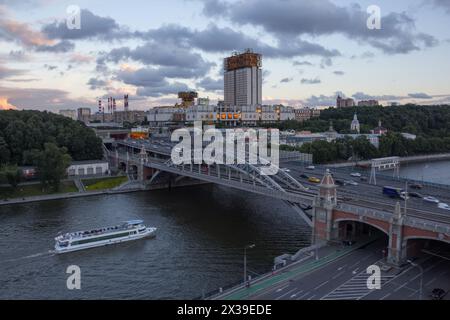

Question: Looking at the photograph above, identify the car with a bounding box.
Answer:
[335,179,344,186]
[438,203,450,210]
[360,176,368,182]
[300,174,309,179]
[410,184,424,190]
[409,192,423,198]
[306,166,316,170]
[281,168,291,173]
[431,288,447,300]
[344,180,359,186]
[350,172,362,178]
[424,196,440,203]
[308,177,321,183]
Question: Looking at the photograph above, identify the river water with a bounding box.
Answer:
[0,160,448,299]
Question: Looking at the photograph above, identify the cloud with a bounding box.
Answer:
[200,0,438,54]
[114,67,195,97]
[138,23,340,59]
[42,9,125,41]
[431,0,450,13]
[293,60,313,66]
[280,77,293,83]
[197,77,223,92]
[0,86,89,111]
[0,65,25,79]
[136,81,190,98]
[0,97,18,110]
[43,64,58,71]
[35,40,75,53]
[303,94,337,107]
[301,77,321,84]
[408,93,433,99]
[333,71,345,76]
[87,78,108,90]
[352,92,403,101]
[0,8,73,52]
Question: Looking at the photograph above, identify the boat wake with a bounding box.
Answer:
[1,250,55,264]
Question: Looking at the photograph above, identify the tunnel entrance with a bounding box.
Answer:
[337,220,389,253]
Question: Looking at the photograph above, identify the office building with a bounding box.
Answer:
[224,50,262,106]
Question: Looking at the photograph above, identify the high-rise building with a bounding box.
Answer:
[337,95,355,108]
[59,109,77,120]
[224,50,262,106]
[77,108,91,123]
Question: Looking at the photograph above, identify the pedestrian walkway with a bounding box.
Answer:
[321,270,395,300]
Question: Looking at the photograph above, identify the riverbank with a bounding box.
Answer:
[0,179,208,207]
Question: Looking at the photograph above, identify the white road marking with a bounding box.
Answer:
[332,271,347,279]
[275,288,298,300]
[275,285,290,293]
[314,280,330,291]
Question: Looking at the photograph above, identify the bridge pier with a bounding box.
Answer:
[312,170,338,245]
[387,202,407,265]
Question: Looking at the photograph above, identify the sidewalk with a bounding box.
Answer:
[214,238,378,300]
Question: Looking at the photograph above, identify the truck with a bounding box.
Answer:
[383,186,408,200]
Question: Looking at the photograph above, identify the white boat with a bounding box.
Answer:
[55,220,156,254]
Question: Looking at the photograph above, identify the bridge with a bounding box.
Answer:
[107,138,450,266]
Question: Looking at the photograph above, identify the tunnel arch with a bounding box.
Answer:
[334,218,390,237]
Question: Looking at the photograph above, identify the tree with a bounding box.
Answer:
[0,165,21,189]
[35,143,72,191]
[0,136,10,165]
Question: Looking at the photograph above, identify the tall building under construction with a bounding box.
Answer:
[224,49,262,106]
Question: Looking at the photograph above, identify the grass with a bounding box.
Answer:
[0,181,78,199]
[82,176,128,191]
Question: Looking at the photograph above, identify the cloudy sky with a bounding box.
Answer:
[1,0,450,111]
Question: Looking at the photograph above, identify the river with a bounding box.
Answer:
[0,160,448,299]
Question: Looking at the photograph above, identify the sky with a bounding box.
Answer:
[0,0,450,111]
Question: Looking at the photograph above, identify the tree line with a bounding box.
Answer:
[0,110,103,191]
[273,104,450,164]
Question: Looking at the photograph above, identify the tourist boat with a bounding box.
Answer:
[54,220,156,254]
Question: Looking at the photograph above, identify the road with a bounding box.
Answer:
[283,162,450,218]
[232,238,450,300]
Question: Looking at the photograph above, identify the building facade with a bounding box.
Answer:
[224,50,262,106]
[67,160,109,177]
[59,109,77,120]
[358,100,379,107]
[77,108,91,123]
[337,96,355,108]
[294,107,321,122]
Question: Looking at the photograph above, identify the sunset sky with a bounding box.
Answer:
[1,0,450,111]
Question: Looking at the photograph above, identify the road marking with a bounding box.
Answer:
[380,293,391,300]
[275,285,290,293]
[314,280,329,291]
[297,292,311,300]
[338,265,347,271]
[322,265,395,301]
[332,271,346,279]
[290,290,303,299]
[352,268,359,275]
[307,294,316,300]
[425,277,436,287]
[275,288,298,300]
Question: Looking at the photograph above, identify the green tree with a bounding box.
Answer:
[35,143,72,191]
[0,165,21,189]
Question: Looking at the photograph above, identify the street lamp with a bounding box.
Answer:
[407,260,424,300]
[244,244,256,285]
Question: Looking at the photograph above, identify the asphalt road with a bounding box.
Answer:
[244,238,450,300]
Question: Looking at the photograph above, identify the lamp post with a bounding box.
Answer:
[244,244,256,285]
[407,260,424,300]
